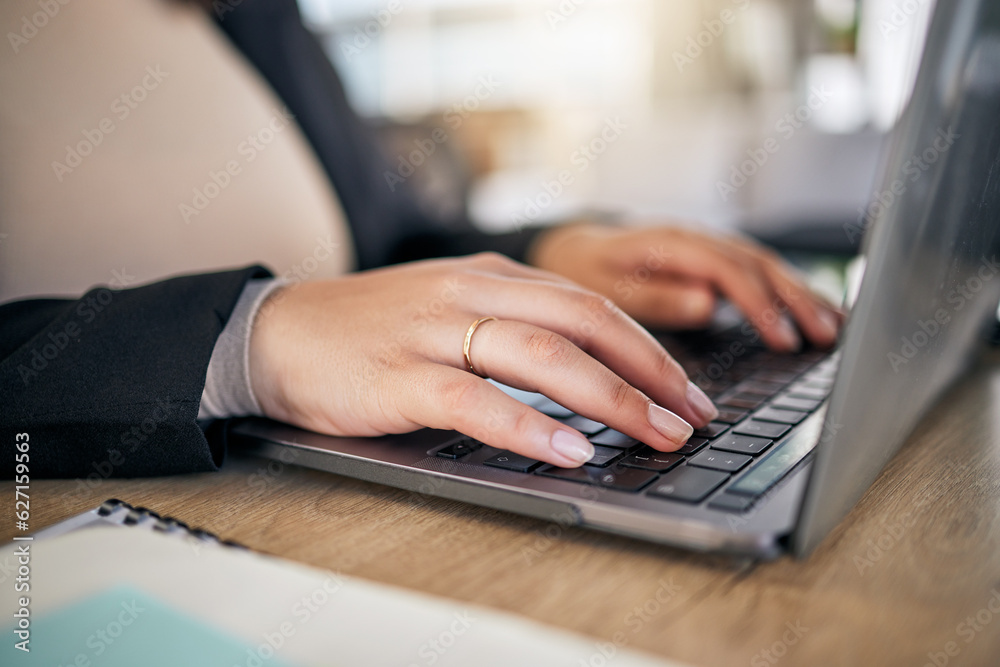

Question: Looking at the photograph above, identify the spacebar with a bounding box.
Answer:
[726,412,823,497]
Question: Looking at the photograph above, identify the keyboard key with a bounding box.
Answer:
[562,415,606,435]
[770,395,822,412]
[749,369,799,385]
[707,492,755,513]
[732,420,791,439]
[711,434,773,456]
[753,407,808,425]
[720,393,768,410]
[434,439,482,459]
[799,378,834,391]
[536,465,657,492]
[534,399,574,418]
[769,357,820,373]
[692,422,729,439]
[586,445,625,468]
[727,434,815,497]
[786,383,828,400]
[731,380,784,397]
[589,429,636,449]
[620,450,683,472]
[675,437,709,455]
[806,365,838,381]
[714,408,749,424]
[484,452,543,473]
[647,467,729,503]
[688,450,752,473]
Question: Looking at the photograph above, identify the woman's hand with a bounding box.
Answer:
[248,253,718,468]
[528,223,842,351]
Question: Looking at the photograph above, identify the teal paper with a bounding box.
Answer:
[1,585,296,667]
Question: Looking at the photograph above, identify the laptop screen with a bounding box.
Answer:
[794,0,1000,555]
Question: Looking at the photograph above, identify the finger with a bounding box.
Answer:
[646,244,802,351]
[465,318,696,452]
[711,235,843,346]
[404,364,597,467]
[432,277,718,426]
[754,258,842,347]
[616,278,717,329]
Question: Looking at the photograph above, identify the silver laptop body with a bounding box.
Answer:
[231,0,1000,559]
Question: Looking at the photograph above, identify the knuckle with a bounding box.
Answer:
[437,376,482,414]
[679,294,715,328]
[470,251,510,269]
[607,378,635,413]
[654,350,685,382]
[579,291,621,323]
[523,329,572,365]
[509,406,539,441]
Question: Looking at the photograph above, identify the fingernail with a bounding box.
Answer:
[647,403,693,444]
[686,381,719,423]
[550,429,594,465]
[816,309,840,340]
[774,318,801,351]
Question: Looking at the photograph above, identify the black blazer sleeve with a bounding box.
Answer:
[0,266,270,478]
[211,0,548,270]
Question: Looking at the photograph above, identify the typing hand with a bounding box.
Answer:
[528,223,843,351]
[248,253,718,468]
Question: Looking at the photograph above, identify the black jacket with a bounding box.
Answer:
[0,0,545,478]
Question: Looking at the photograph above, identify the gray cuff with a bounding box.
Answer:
[198,278,287,420]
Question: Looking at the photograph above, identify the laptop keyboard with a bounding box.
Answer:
[432,332,837,514]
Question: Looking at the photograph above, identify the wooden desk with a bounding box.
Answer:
[6,353,1000,666]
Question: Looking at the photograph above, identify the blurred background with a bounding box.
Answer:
[297,0,936,255]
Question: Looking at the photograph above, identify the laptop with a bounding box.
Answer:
[230,0,1000,559]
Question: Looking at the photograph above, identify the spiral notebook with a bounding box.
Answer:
[0,500,681,667]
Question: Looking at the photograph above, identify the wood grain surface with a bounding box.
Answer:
[5,353,1000,666]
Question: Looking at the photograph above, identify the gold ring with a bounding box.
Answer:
[463,316,497,378]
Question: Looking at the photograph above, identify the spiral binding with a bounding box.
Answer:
[96,498,246,549]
